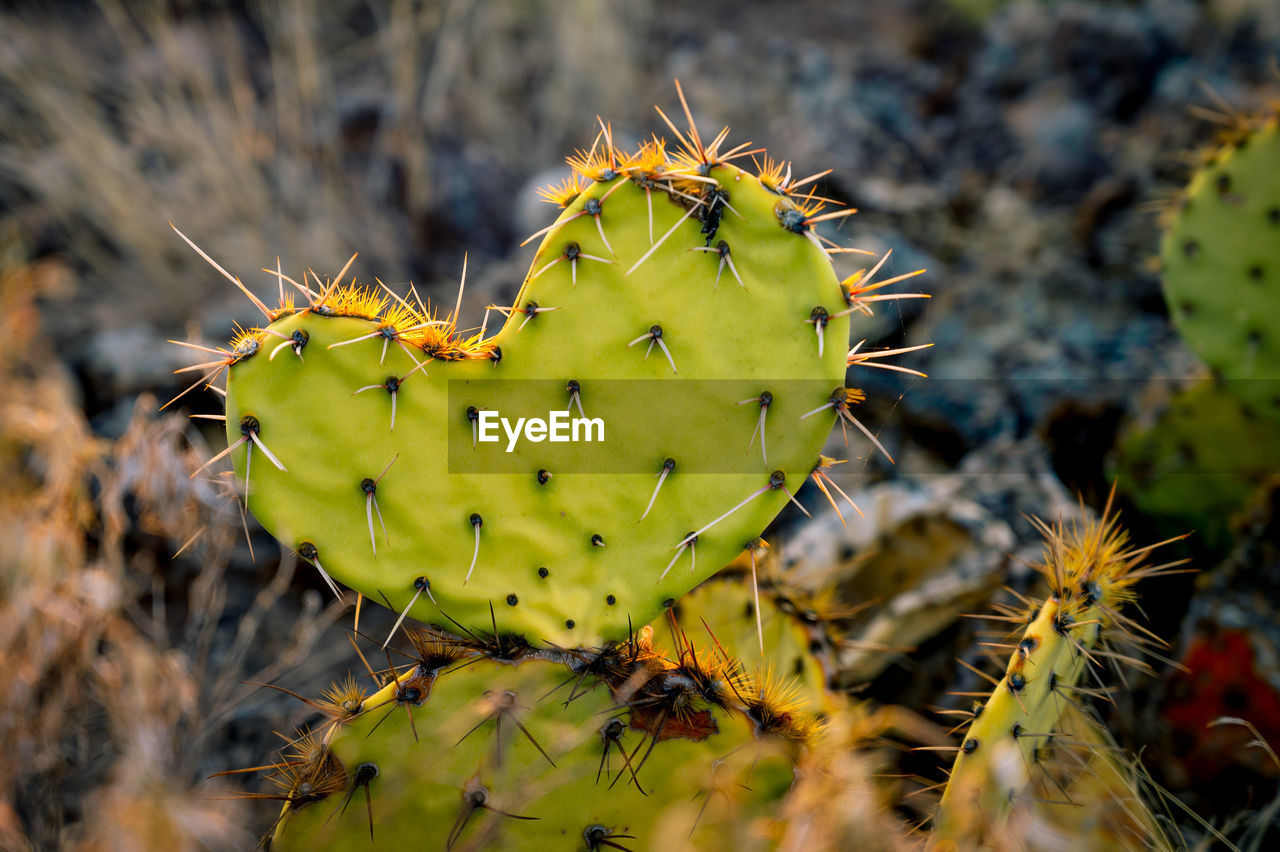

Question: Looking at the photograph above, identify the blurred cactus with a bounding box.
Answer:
[267,624,815,850]
[1160,110,1280,422]
[1117,105,1280,554]
[1113,379,1280,553]
[932,490,1183,846]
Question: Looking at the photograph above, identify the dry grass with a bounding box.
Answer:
[0,240,344,849]
[0,0,649,333]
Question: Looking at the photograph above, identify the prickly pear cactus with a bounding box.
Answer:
[661,548,846,705]
[1161,113,1280,420]
[1112,378,1280,554]
[931,492,1182,846]
[265,626,814,850]
[186,115,913,648]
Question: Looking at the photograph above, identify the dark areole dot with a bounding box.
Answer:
[663,598,675,609]
[1216,172,1232,194]
[537,469,551,485]
[591,534,605,547]
[606,594,616,606]
[506,594,518,606]
[1249,264,1265,281]
[538,567,549,579]
[962,737,979,754]
[1268,206,1280,225]
[1182,239,1200,259]
[565,619,575,629]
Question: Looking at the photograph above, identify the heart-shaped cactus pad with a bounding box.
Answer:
[181,108,924,647]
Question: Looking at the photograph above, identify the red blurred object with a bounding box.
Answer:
[1163,628,1280,779]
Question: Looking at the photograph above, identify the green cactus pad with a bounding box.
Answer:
[219,143,868,646]
[1161,116,1280,420]
[268,629,813,850]
[659,556,843,707]
[932,496,1179,844]
[1112,378,1280,554]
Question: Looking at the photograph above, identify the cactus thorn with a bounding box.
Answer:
[383,576,435,649]
[804,306,830,357]
[297,541,343,602]
[625,200,703,277]
[737,391,772,465]
[171,222,275,321]
[689,240,745,289]
[627,325,677,373]
[462,513,484,585]
[659,532,698,582]
[809,456,863,526]
[361,453,398,557]
[640,457,676,522]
